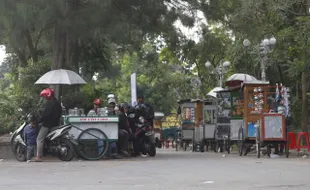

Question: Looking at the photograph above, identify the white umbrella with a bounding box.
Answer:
[226,73,257,87]
[207,87,224,98]
[35,69,86,85]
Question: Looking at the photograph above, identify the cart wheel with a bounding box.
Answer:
[244,145,250,156]
[285,140,290,158]
[76,128,109,160]
[266,145,272,157]
[238,128,244,156]
[256,129,261,158]
[183,142,187,151]
[200,141,205,152]
[175,140,179,152]
[225,128,231,154]
[213,129,219,153]
[225,138,231,154]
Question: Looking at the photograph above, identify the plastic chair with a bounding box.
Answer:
[287,132,296,150]
[296,132,310,152]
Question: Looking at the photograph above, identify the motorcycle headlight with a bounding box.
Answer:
[129,113,135,118]
[139,116,144,123]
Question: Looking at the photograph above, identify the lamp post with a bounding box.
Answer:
[205,61,230,88]
[243,37,276,81]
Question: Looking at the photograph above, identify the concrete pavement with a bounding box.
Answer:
[0,149,309,190]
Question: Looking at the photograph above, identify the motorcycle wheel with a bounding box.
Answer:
[13,143,27,162]
[148,144,156,157]
[57,139,75,161]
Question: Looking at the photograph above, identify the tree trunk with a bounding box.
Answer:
[52,22,68,99]
[301,71,308,132]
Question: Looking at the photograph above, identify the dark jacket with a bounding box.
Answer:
[39,98,62,128]
[136,102,154,120]
[24,124,38,146]
[118,113,129,130]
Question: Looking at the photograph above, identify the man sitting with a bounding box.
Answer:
[117,103,131,157]
[87,98,102,116]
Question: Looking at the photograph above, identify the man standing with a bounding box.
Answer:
[35,88,62,162]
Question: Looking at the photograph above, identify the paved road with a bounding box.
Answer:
[0,149,309,190]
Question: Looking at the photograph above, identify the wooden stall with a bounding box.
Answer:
[238,81,289,158]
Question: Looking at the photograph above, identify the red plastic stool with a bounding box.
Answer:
[287,132,296,150]
[165,140,169,148]
[296,132,310,152]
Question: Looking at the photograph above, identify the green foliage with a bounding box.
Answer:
[1,0,310,133]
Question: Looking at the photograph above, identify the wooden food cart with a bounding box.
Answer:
[176,99,196,151]
[64,114,119,160]
[238,81,289,158]
[230,87,245,149]
[214,90,232,153]
[154,112,165,148]
[200,87,222,152]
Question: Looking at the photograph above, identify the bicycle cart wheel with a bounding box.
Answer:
[213,129,219,153]
[285,140,290,158]
[256,129,261,158]
[238,128,244,156]
[266,145,272,158]
[76,128,109,160]
[225,130,231,154]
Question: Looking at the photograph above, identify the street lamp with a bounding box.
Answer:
[205,60,231,88]
[243,37,276,81]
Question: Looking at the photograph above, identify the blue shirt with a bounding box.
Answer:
[24,124,38,146]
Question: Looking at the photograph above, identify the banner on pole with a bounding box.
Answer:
[131,73,137,106]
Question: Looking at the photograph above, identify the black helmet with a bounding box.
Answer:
[27,114,36,123]
[119,102,129,110]
[137,94,144,99]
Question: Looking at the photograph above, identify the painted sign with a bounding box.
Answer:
[131,73,137,106]
[68,117,119,123]
[162,114,180,128]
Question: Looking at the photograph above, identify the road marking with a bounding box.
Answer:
[203,181,214,184]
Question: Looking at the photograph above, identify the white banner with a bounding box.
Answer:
[131,73,137,106]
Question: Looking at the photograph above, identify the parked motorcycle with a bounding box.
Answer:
[11,120,77,162]
[133,116,156,157]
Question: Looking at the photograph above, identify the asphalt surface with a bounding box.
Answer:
[0,149,309,190]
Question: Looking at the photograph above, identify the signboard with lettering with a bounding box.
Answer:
[68,117,119,123]
[162,114,180,128]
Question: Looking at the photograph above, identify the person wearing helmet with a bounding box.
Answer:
[136,95,154,128]
[117,103,131,157]
[87,98,102,116]
[107,98,117,115]
[35,88,62,162]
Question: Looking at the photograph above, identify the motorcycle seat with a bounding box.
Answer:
[49,124,70,132]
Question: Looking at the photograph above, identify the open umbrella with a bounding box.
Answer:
[35,69,86,85]
[226,73,257,87]
[207,87,224,98]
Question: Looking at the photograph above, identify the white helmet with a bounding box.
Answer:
[107,94,115,100]
[108,98,116,104]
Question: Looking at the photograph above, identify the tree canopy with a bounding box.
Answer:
[1,0,310,133]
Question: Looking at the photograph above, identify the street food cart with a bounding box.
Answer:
[230,87,244,148]
[154,112,165,148]
[63,110,119,160]
[176,99,196,151]
[214,90,232,153]
[200,87,222,152]
[238,81,289,158]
